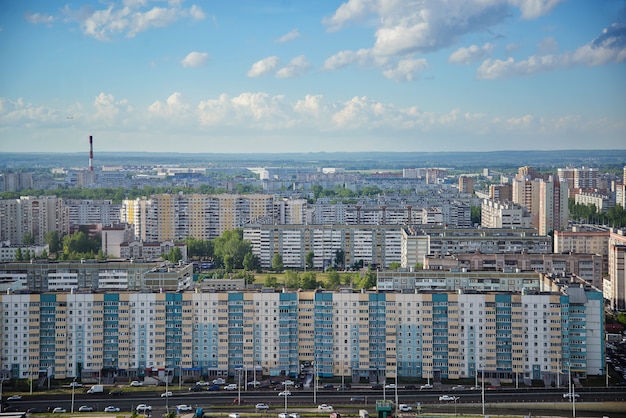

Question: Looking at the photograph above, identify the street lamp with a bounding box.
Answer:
[481,366,485,417]
[165,368,169,413]
[568,363,576,418]
[71,377,77,413]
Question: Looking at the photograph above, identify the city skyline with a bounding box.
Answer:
[1,0,625,154]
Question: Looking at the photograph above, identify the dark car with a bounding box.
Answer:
[370,384,383,390]
[27,408,44,414]
[207,384,221,391]
[336,384,351,391]
[109,388,124,396]
[189,385,203,392]
[3,406,21,412]
[323,384,334,389]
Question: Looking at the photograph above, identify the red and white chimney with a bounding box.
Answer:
[89,135,94,171]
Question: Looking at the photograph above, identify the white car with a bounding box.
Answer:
[130,380,143,387]
[196,381,210,386]
[52,408,67,413]
[282,379,295,386]
[278,414,289,418]
[104,406,121,412]
[385,383,397,389]
[255,403,270,410]
[420,384,433,390]
[247,380,261,387]
[7,395,22,400]
[224,383,238,390]
[399,404,413,412]
[563,392,580,399]
[289,414,300,418]
[228,414,240,418]
[161,391,173,397]
[318,404,334,411]
[213,378,226,385]
[78,406,94,412]
[439,395,459,401]
[70,382,83,388]
[136,404,152,412]
[177,405,193,412]
[278,390,291,396]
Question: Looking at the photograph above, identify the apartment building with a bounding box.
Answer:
[0,196,69,245]
[400,226,551,269]
[607,229,626,310]
[64,199,122,227]
[244,224,402,269]
[0,283,603,385]
[512,176,569,235]
[575,192,615,213]
[481,199,532,229]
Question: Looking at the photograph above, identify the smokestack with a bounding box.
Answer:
[89,135,94,171]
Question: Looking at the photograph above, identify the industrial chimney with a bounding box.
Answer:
[89,135,94,171]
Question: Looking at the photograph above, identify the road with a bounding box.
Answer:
[4,386,626,415]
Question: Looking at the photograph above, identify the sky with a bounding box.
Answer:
[0,0,625,154]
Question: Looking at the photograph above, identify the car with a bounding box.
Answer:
[420,384,433,390]
[130,380,143,387]
[289,414,300,418]
[104,406,121,412]
[318,404,334,411]
[189,384,203,392]
[278,414,289,418]
[384,383,397,389]
[177,405,193,412]
[452,385,465,390]
[78,406,94,412]
[323,383,335,389]
[563,392,580,399]
[278,390,291,396]
[213,378,226,385]
[255,403,270,410]
[399,404,413,412]
[207,384,221,391]
[52,408,67,413]
[161,391,173,397]
[3,407,21,413]
[247,380,261,387]
[196,380,211,386]
[136,404,152,412]
[350,396,366,402]
[70,382,83,388]
[6,395,22,400]
[109,389,124,396]
[370,384,382,390]
[282,379,295,386]
[228,414,240,418]
[224,383,238,390]
[336,384,351,391]
[439,395,459,401]
[26,408,43,414]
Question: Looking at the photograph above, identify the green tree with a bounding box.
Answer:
[213,229,252,270]
[284,270,299,288]
[334,249,345,269]
[22,232,35,245]
[388,262,401,271]
[264,275,278,288]
[15,248,23,262]
[24,249,31,261]
[62,231,100,257]
[414,262,424,270]
[163,247,183,263]
[305,251,315,271]
[44,230,61,253]
[272,253,284,272]
[186,237,213,259]
[243,252,260,272]
[470,206,481,225]
[327,270,342,289]
[300,272,319,289]
[354,267,377,289]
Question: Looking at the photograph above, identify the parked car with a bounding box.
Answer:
[224,383,238,390]
[78,406,94,412]
[318,404,334,411]
[420,384,433,390]
[384,383,397,389]
[196,381,211,386]
[177,405,193,412]
[255,403,270,410]
[26,408,44,414]
[399,404,413,412]
[563,392,580,399]
[136,404,152,412]
[161,391,173,397]
[439,395,459,401]
[6,395,22,400]
[104,406,121,412]
[52,408,67,413]
[278,390,291,396]
[207,384,221,391]
[213,378,226,385]
[189,384,203,392]
[130,380,143,387]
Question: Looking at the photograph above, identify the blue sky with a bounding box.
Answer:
[0,0,625,154]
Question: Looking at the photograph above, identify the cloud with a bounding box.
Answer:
[322,48,373,70]
[60,1,204,41]
[382,58,429,81]
[448,43,495,65]
[510,0,564,19]
[148,92,192,118]
[93,92,132,122]
[182,51,209,68]
[276,55,312,78]
[24,12,56,24]
[276,28,301,43]
[477,23,626,79]
[247,56,280,77]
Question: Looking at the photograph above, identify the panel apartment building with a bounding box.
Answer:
[0,282,603,386]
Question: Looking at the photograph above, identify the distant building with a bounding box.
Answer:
[489,183,512,201]
[481,199,532,229]
[458,176,474,194]
[575,192,615,213]
[2,171,33,192]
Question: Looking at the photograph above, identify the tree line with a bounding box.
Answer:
[569,198,626,228]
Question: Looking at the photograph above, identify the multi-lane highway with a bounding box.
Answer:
[4,386,626,415]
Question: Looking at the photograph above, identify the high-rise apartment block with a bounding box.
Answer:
[458,176,474,194]
[481,199,532,229]
[0,196,68,245]
[1,172,33,192]
[512,174,568,235]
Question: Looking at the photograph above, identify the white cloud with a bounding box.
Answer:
[510,0,564,19]
[477,23,626,79]
[449,43,494,65]
[276,55,312,79]
[294,94,326,119]
[323,0,376,32]
[93,92,132,123]
[182,51,209,68]
[148,92,191,118]
[247,56,280,77]
[276,28,301,43]
[323,48,373,70]
[61,1,202,41]
[383,58,429,81]
[24,12,56,25]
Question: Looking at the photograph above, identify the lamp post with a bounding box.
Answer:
[481,366,485,417]
[568,362,575,418]
[165,368,169,413]
[71,377,77,413]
